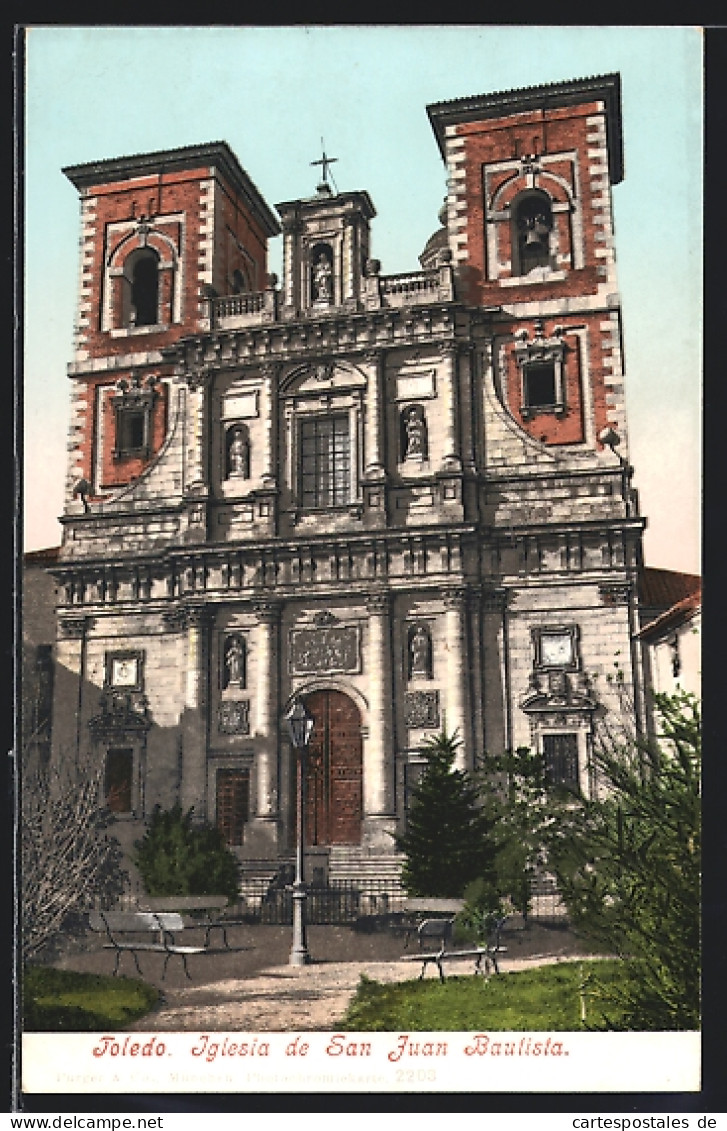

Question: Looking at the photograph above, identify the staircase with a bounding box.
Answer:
[327,845,407,911]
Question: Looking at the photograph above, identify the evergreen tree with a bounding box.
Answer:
[395,730,496,898]
[478,746,550,917]
[544,690,701,1030]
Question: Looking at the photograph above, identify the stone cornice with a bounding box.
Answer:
[165,302,493,374]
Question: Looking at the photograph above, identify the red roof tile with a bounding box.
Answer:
[639,566,701,611]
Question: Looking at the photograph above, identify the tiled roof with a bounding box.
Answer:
[24,546,62,566]
[637,588,701,641]
[426,73,623,182]
[639,566,701,611]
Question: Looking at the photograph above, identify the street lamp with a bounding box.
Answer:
[285,698,314,965]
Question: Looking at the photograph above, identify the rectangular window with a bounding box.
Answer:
[300,414,350,508]
[114,406,148,459]
[542,733,579,792]
[523,362,557,409]
[216,768,250,847]
[105,748,133,813]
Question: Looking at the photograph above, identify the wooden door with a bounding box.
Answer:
[105,748,133,813]
[302,690,362,845]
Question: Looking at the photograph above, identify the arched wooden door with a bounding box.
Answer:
[302,690,363,845]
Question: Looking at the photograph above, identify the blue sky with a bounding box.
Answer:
[22,25,702,573]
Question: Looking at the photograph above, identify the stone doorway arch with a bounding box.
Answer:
[301,689,363,846]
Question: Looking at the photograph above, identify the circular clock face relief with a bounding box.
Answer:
[541,633,573,666]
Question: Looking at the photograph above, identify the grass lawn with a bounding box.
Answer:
[342,960,631,1031]
[24,965,160,1031]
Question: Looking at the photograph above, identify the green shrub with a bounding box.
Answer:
[133,804,240,903]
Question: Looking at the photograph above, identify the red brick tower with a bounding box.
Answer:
[428,73,627,452]
[61,143,279,509]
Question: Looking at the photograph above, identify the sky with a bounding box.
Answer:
[21,25,703,575]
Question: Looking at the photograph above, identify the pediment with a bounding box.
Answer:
[281,361,367,396]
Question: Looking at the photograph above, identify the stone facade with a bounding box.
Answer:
[49,75,646,873]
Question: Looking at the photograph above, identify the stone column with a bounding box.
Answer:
[182,369,211,542]
[260,363,279,487]
[363,350,386,478]
[180,603,210,817]
[364,591,396,846]
[281,217,302,315]
[184,370,211,492]
[438,342,462,470]
[444,587,471,769]
[247,598,282,853]
[481,585,511,759]
[342,214,358,302]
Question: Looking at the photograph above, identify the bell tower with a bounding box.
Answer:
[61,142,279,513]
[428,73,628,453]
[276,181,376,319]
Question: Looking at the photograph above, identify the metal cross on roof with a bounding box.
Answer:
[311,141,338,193]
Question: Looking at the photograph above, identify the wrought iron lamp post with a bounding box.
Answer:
[285,698,314,965]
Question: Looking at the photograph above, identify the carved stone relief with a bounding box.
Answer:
[289,625,360,674]
[218,700,251,736]
[405,690,440,729]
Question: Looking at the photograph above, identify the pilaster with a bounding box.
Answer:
[363,591,397,846]
[443,586,472,769]
[245,598,283,853]
[180,602,211,817]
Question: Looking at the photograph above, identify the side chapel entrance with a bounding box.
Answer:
[301,690,363,845]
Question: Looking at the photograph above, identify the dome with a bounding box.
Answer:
[418,225,448,270]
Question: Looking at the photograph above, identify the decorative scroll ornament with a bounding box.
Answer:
[59,616,94,639]
[312,610,340,626]
[520,670,597,715]
[88,690,151,736]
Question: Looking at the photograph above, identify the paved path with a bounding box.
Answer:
[127,953,594,1033]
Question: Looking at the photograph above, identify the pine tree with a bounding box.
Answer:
[544,690,701,1030]
[395,730,495,898]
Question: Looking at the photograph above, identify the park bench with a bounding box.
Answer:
[401,898,464,950]
[138,895,246,950]
[400,916,508,982]
[88,910,208,980]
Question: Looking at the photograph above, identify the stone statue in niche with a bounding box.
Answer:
[312,248,333,304]
[227,426,250,479]
[224,634,246,688]
[408,624,432,680]
[403,405,428,460]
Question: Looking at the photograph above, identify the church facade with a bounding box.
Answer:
[49,74,646,877]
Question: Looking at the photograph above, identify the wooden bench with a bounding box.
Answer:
[401,898,464,950]
[88,910,208,980]
[138,896,245,950]
[400,916,509,982]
